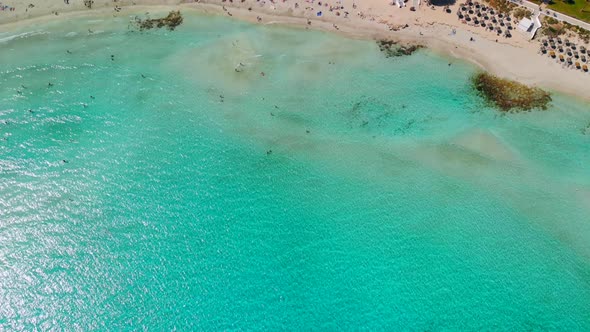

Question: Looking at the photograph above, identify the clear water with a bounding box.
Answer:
[1,11,590,330]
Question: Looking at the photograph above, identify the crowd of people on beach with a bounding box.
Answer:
[0,2,16,11]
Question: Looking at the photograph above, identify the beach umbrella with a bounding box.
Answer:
[559,54,564,61]
[541,47,547,53]
[557,37,562,44]
[574,51,579,59]
[565,39,570,46]
[583,64,588,72]
[571,44,577,50]
[582,55,587,62]
[550,51,556,58]
[481,22,486,27]
[506,16,511,22]
[567,57,573,64]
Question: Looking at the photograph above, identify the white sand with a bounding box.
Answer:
[0,0,589,101]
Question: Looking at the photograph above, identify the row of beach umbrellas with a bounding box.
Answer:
[540,39,589,72]
[457,2,513,37]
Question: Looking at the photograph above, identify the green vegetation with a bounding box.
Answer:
[563,21,590,42]
[513,7,533,19]
[472,73,552,112]
[540,16,590,42]
[541,16,568,36]
[483,0,517,14]
[530,0,590,23]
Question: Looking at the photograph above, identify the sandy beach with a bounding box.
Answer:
[0,0,589,100]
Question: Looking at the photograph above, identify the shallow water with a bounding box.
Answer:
[1,11,590,330]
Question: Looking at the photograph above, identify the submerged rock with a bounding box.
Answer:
[472,73,551,112]
[135,11,184,31]
[377,39,424,57]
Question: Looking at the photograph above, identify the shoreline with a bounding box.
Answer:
[1,0,589,102]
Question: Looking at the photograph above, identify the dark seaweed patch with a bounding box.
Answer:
[472,72,551,112]
[377,40,424,58]
[134,11,184,31]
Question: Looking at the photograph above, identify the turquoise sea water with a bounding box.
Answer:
[1,11,590,330]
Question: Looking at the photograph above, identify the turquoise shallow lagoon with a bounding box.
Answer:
[1,11,590,330]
